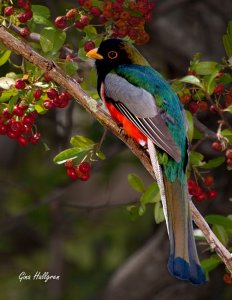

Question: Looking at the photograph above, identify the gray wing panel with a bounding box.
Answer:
[104,73,158,118]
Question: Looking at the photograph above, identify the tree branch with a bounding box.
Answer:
[0,25,231,274]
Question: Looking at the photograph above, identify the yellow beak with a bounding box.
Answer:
[86,48,104,60]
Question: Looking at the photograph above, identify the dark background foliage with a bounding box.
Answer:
[0,0,231,299]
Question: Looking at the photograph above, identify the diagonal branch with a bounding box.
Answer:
[0,25,231,274]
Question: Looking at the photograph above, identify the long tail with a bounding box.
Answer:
[147,139,206,284]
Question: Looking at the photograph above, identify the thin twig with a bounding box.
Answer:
[0,25,231,274]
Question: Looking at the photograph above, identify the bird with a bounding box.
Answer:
[86,38,206,284]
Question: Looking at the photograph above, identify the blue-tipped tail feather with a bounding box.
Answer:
[164,178,206,285]
[168,256,206,284]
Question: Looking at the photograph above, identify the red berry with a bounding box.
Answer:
[7,130,19,139]
[223,273,232,284]
[204,175,214,187]
[66,8,78,20]
[47,88,58,99]
[79,172,90,181]
[67,167,78,180]
[44,73,52,82]
[64,160,74,168]
[209,104,218,113]
[15,79,26,90]
[214,84,224,95]
[79,162,91,173]
[62,91,72,100]
[212,141,222,152]
[226,149,232,159]
[17,0,31,10]
[188,101,199,113]
[227,158,232,168]
[84,40,95,52]
[17,13,28,23]
[73,20,84,29]
[20,27,31,37]
[98,14,107,24]
[23,125,31,134]
[79,15,90,26]
[208,190,217,199]
[44,100,55,110]
[196,192,207,202]
[90,6,101,17]
[54,16,67,29]
[33,88,43,99]
[29,132,40,144]
[78,0,85,4]
[17,135,28,146]
[13,105,25,117]
[24,10,33,21]
[198,101,209,112]
[0,123,7,135]
[22,115,34,126]
[8,120,24,134]
[4,6,14,16]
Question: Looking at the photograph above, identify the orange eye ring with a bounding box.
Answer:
[108,51,118,59]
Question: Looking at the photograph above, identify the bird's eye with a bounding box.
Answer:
[108,51,118,59]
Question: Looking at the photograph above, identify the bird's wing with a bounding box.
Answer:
[103,73,181,162]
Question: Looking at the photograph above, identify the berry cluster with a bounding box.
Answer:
[54,0,155,46]
[65,160,91,181]
[43,88,72,110]
[4,0,33,37]
[187,176,217,202]
[0,75,73,146]
[0,105,40,147]
[180,85,232,115]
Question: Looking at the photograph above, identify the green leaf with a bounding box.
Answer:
[63,61,79,76]
[138,203,146,216]
[127,173,145,193]
[0,77,15,89]
[221,129,232,143]
[205,69,219,95]
[195,62,219,75]
[127,205,139,220]
[0,89,18,103]
[32,5,51,19]
[84,25,98,39]
[53,148,87,164]
[212,225,229,245]
[205,214,232,228]
[40,27,66,53]
[199,156,225,169]
[189,151,204,167]
[8,94,19,112]
[154,201,165,224]
[201,256,221,273]
[140,182,159,204]
[179,75,203,88]
[70,135,95,149]
[0,50,11,66]
[224,105,232,114]
[223,34,232,58]
[78,47,88,61]
[96,151,106,160]
[185,110,194,141]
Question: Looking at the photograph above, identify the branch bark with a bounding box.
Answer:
[0,25,231,274]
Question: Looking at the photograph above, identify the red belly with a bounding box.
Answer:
[105,101,147,145]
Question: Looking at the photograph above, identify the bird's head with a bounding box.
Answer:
[86,39,149,77]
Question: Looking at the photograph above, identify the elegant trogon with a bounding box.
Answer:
[86,38,206,284]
